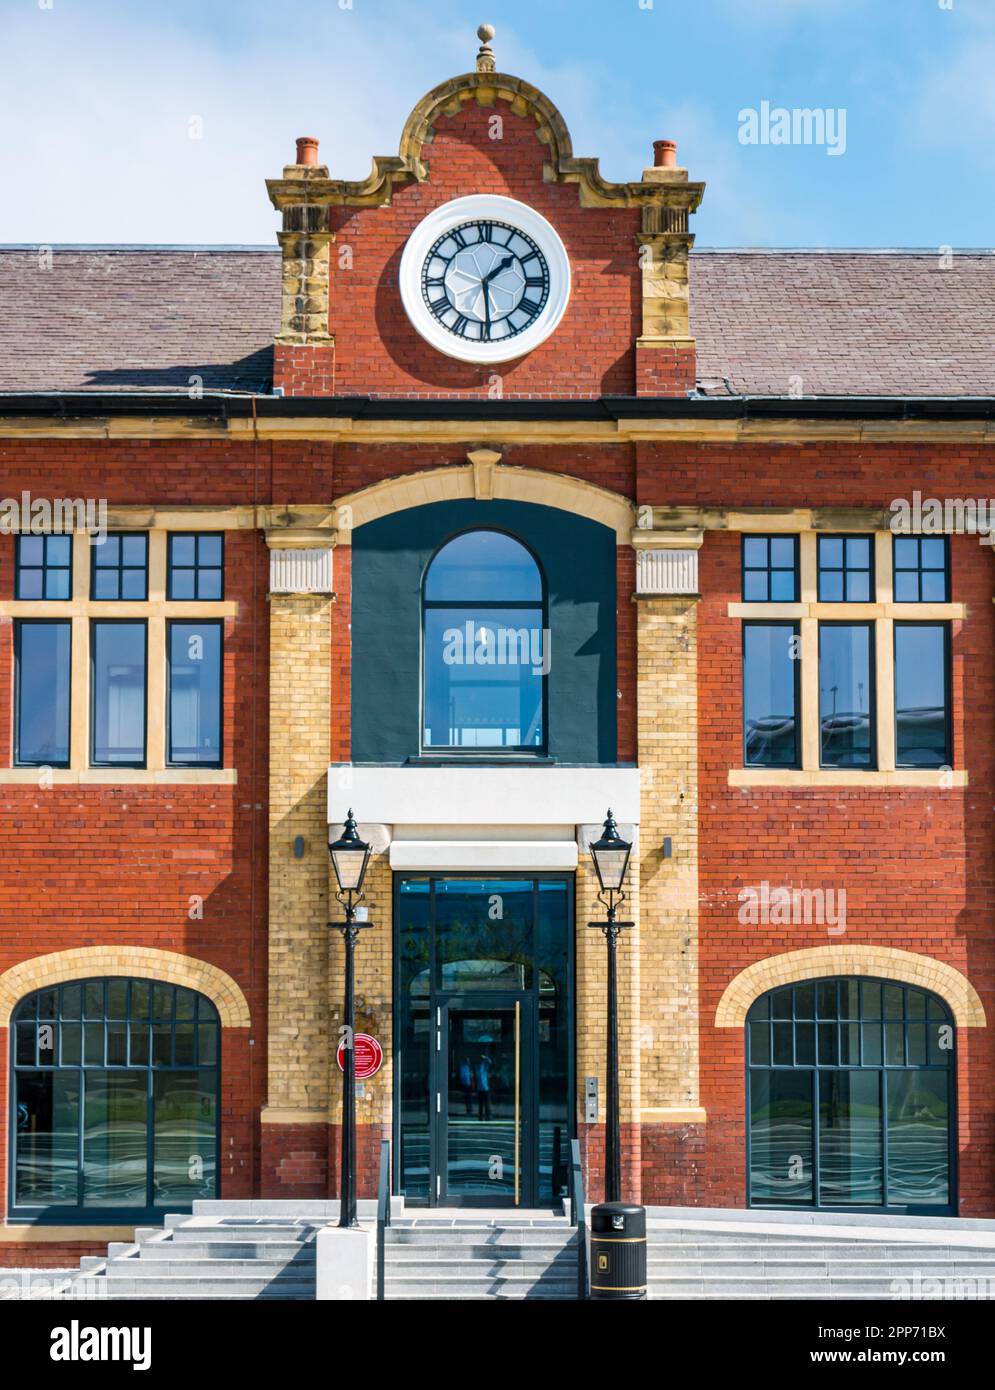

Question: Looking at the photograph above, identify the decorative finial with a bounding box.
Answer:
[476,23,496,73]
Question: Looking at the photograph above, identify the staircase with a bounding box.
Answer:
[383,1214,581,1300]
[646,1209,995,1300]
[91,1214,320,1300]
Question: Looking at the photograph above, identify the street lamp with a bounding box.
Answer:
[588,809,632,1205]
[587,809,647,1301]
[328,809,372,1229]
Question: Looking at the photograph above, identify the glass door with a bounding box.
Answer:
[439,995,533,1207]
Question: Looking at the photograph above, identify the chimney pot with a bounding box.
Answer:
[296,137,320,167]
[654,139,678,168]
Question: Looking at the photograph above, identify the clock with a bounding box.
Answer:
[399,194,571,364]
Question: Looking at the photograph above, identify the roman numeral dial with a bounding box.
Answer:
[420,219,551,344]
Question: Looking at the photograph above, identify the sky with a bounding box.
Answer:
[0,0,992,248]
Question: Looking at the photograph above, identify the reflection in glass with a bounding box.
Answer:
[749,1071,813,1205]
[423,531,545,750]
[14,1071,79,1206]
[895,624,949,768]
[15,621,71,766]
[886,1072,950,1207]
[91,622,146,765]
[818,1071,882,1207]
[167,621,222,765]
[819,624,873,767]
[83,1072,148,1207]
[153,1073,217,1205]
[446,1008,517,1199]
[743,623,798,767]
[748,978,954,1212]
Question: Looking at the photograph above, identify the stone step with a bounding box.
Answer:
[385,1258,577,1277]
[648,1242,995,1261]
[647,1258,995,1278]
[385,1229,575,1246]
[138,1240,317,1262]
[105,1275,315,1299]
[386,1278,578,1300]
[648,1275,969,1298]
[168,1226,317,1244]
[109,1258,315,1277]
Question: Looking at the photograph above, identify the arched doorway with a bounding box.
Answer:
[747,977,955,1214]
[10,977,220,1221]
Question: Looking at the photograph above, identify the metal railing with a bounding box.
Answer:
[569,1138,588,1300]
[376,1138,391,1301]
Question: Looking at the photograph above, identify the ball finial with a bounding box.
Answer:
[475,23,496,72]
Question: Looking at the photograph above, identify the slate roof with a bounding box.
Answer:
[0,246,992,399]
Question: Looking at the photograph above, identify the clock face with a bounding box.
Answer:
[399,194,571,364]
[421,220,551,345]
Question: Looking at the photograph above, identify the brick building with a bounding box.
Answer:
[1,33,994,1266]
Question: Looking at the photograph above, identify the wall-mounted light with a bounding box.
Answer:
[293,835,306,860]
[662,837,672,860]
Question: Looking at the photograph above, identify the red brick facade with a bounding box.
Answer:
[1,56,992,1259]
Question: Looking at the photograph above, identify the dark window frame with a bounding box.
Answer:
[894,620,952,770]
[166,532,225,601]
[89,618,148,769]
[741,534,800,603]
[15,533,73,601]
[817,619,877,770]
[166,618,224,769]
[89,532,149,602]
[13,617,72,768]
[8,977,220,1224]
[746,976,956,1216]
[892,535,950,604]
[817,534,875,603]
[420,526,549,757]
[742,619,801,770]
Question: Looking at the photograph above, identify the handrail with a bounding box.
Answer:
[376,1138,391,1301]
[569,1138,588,1300]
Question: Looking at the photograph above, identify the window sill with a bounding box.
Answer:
[406,755,555,766]
[730,601,965,620]
[0,768,237,785]
[729,768,967,788]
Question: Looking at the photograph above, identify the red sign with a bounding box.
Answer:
[337,1033,384,1080]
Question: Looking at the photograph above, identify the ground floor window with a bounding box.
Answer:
[10,978,219,1221]
[394,875,573,1208]
[747,977,955,1214]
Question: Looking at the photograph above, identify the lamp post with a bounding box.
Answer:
[588,809,632,1204]
[328,809,372,1229]
[587,808,646,1300]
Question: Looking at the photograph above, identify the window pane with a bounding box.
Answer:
[170,536,196,566]
[769,569,795,601]
[44,567,71,600]
[819,624,873,768]
[435,879,533,991]
[895,624,948,768]
[845,571,870,602]
[743,570,768,601]
[19,536,44,565]
[743,624,797,767]
[92,569,120,600]
[424,607,543,748]
[818,1070,883,1206]
[120,569,146,600]
[168,622,222,765]
[93,536,120,567]
[894,570,919,602]
[15,621,71,765]
[169,569,196,600]
[769,538,795,568]
[820,570,844,602]
[820,538,843,568]
[91,622,146,765]
[82,1072,148,1207]
[14,1072,79,1206]
[749,1071,813,1205]
[425,531,541,602]
[153,1072,217,1205]
[886,1071,949,1207]
[743,537,768,568]
[198,535,223,567]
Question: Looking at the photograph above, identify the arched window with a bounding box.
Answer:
[10,978,219,1220]
[422,529,546,750]
[747,977,955,1214]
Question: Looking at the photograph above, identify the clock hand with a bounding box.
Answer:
[480,253,515,288]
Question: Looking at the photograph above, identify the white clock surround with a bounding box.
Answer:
[398,194,572,364]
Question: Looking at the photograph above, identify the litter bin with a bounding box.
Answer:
[589,1202,646,1300]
